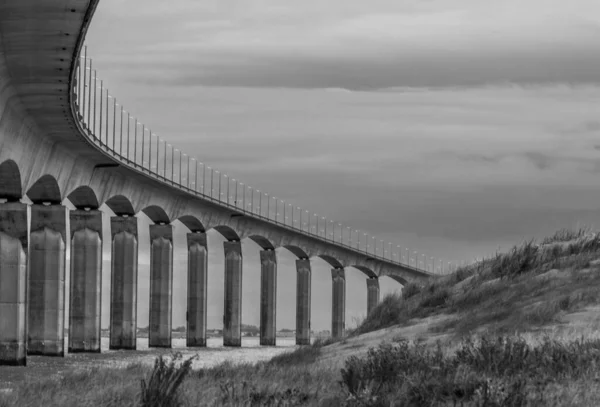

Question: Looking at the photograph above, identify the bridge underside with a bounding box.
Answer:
[0,0,436,365]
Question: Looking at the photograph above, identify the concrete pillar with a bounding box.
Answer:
[223,241,242,347]
[68,210,103,353]
[366,277,380,316]
[186,232,207,347]
[110,216,138,350]
[28,204,67,356]
[260,250,277,346]
[148,224,173,348]
[331,268,346,339]
[0,202,28,365]
[295,258,311,345]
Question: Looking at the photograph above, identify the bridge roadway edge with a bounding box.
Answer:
[0,0,434,285]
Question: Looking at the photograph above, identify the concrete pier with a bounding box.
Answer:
[295,259,311,345]
[0,203,28,365]
[28,204,67,356]
[366,277,380,316]
[186,232,208,347]
[259,250,277,346]
[110,216,138,350]
[68,210,103,353]
[148,224,173,348]
[223,241,242,347]
[331,268,346,339]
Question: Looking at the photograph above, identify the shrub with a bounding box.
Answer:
[266,346,321,367]
[419,287,450,308]
[351,293,404,335]
[140,352,196,407]
[401,282,421,299]
[218,381,312,406]
[338,335,600,406]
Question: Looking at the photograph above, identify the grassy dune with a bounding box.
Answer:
[3,228,600,406]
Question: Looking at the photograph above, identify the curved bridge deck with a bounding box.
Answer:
[0,0,438,365]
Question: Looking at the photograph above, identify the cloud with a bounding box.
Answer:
[87,0,600,90]
[83,2,600,271]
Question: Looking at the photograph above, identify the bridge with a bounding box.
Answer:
[0,0,437,366]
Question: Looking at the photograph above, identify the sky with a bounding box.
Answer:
[79,0,600,332]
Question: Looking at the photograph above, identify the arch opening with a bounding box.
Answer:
[67,186,99,209]
[212,225,240,241]
[26,174,61,204]
[105,195,135,216]
[248,235,275,250]
[314,254,345,270]
[386,274,408,286]
[351,265,378,279]
[282,245,309,259]
[141,205,171,224]
[0,160,22,201]
[178,215,205,233]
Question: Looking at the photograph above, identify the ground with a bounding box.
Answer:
[3,228,600,406]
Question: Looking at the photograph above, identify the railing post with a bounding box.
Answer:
[112,97,116,150]
[98,80,103,143]
[87,60,92,127]
[82,48,87,121]
[142,125,146,171]
[105,88,109,145]
[119,106,124,156]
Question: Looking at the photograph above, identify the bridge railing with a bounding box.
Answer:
[72,48,452,275]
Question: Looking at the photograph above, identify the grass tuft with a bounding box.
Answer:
[140,352,196,407]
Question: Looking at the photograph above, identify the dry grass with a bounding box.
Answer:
[353,228,600,339]
[4,228,600,406]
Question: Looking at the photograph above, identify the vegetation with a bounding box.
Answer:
[140,353,196,407]
[339,335,600,406]
[3,228,600,406]
[353,228,600,337]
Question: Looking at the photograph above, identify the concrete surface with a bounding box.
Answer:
[109,216,138,350]
[331,268,346,339]
[186,232,208,347]
[295,259,312,345]
[260,250,277,346]
[0,203,28,365]
[28,204,67,356]
[366,277,380,316]
[148,224,173,348]
[68,209,103,353]
[223,241,243,347]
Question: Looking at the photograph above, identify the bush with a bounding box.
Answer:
[140,352,196,407]
[338,334,600,406]
[218,381,312,406]
[351,293,404,335]
[401,282,421,299]
[266,346,321,367]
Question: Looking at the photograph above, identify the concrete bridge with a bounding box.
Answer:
[0,0,435,366]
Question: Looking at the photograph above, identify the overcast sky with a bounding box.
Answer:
[81,0,600,332]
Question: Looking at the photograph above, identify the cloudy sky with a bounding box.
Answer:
[79,0,600,332]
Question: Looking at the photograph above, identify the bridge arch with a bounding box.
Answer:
[141,205,171,224]
[314,254,345,270]
[351,265,378,279]
[104,194,135,216]
[386,275,408,286]
[0,159,22,200]
[66,186,99,210]
[178,215,205,233]
[282,244,309,259]
[248,235,275,250]
[26,174,61,204]
[212,225,240,241]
